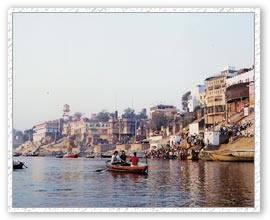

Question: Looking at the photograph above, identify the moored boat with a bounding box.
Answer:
[209,150,254,162]
[63,153,78,158]
[86,154,95,158]
[13,152,21,157]
[101,154,111,158]
[105,161,148,174]
[26,152,39,157]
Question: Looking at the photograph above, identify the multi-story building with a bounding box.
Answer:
[13,130,24,148]
[249,82,255,107]
[226,82,250,117]
[226,66,255,117]
[187,85,205,112]
[108,118,135,144]
[149,104,177,119]
[204,66,237,125]
[69,118,89,142]
[68,118,110,145]
[33,120,59,143]
[87,120,110,145]
[226,67,254,88]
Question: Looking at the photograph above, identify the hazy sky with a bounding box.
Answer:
[13,12,254,131]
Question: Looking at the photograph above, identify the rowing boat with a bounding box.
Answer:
[209,150,254,162]
[13,160,26,169]
[105,161,148,174]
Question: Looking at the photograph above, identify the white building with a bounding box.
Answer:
[221,66,238,78]
[187,85,205,112]
[204,131,220,146]
[169,135,181,146]
[33,120,59,143]
[189,123,199,135]
[226,68,254,88]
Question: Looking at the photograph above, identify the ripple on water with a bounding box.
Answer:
[12,158,254,208]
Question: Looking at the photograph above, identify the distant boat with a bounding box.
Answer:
[13,152,21,157]
[105,161,148,174]
[86,154,95,158]
[26,152,39,157]
[63,153,78,158]
[209,150,254,162]
[101,154,111,158]
[13,160,26,169]
[56,154,64,158]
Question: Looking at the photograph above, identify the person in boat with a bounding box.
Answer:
[130,152,139,166]
[111,151,121,165]
[120,150,130,166]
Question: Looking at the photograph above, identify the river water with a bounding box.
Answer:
[12,157,254,208]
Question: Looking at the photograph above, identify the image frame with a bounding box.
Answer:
[7,7,260,212]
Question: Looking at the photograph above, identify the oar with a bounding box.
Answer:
[23,163,28,168]
[94,159,111,172]
[94,168,107,172]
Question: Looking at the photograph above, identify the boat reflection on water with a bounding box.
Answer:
[108,171,148,184]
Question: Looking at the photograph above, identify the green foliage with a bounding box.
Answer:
[73,112,84,120]
[182,91,191,111]
[150,113,169,131]
[122,108,135,119]
[96,110,111,122]
[135,112,147,120]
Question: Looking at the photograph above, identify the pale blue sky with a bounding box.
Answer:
[13,12,254,130]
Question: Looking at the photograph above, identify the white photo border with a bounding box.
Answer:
[7,7,260,212]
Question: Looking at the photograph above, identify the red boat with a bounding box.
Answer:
[105,161,148,174]
[63,153,78,158]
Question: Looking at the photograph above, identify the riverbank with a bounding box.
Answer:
[219,136,254,151]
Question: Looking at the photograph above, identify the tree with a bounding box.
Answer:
[73,112,84,120]
[122,108,135,119]
[96,110,111,122]
[135,112,147,120]
[150,112,169,131]
[23,129,33,142]
[182,91,191,112]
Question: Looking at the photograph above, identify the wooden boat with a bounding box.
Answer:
[63,153,78,158]
[186,149,199,160]
[101,154,111,158]
[26,152,39,157]
[13,160,26,169]
[13,152,21,157]
[187,154,199,160]
[198,151,214,161]
[209,150,254,162]
[105,161,148,174]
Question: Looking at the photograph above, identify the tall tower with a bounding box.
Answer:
[63,104,70,120]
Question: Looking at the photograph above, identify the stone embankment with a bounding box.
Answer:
[14,138,69,156]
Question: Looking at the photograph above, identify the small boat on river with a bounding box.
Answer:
[101,154,111,158]
[13,152,21,157]
[13,160,26,169]
[86,154,95,158]
[63,153,78,158]
[105,161,148,174]
[26,152,39,157]
[209,150,254,162]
